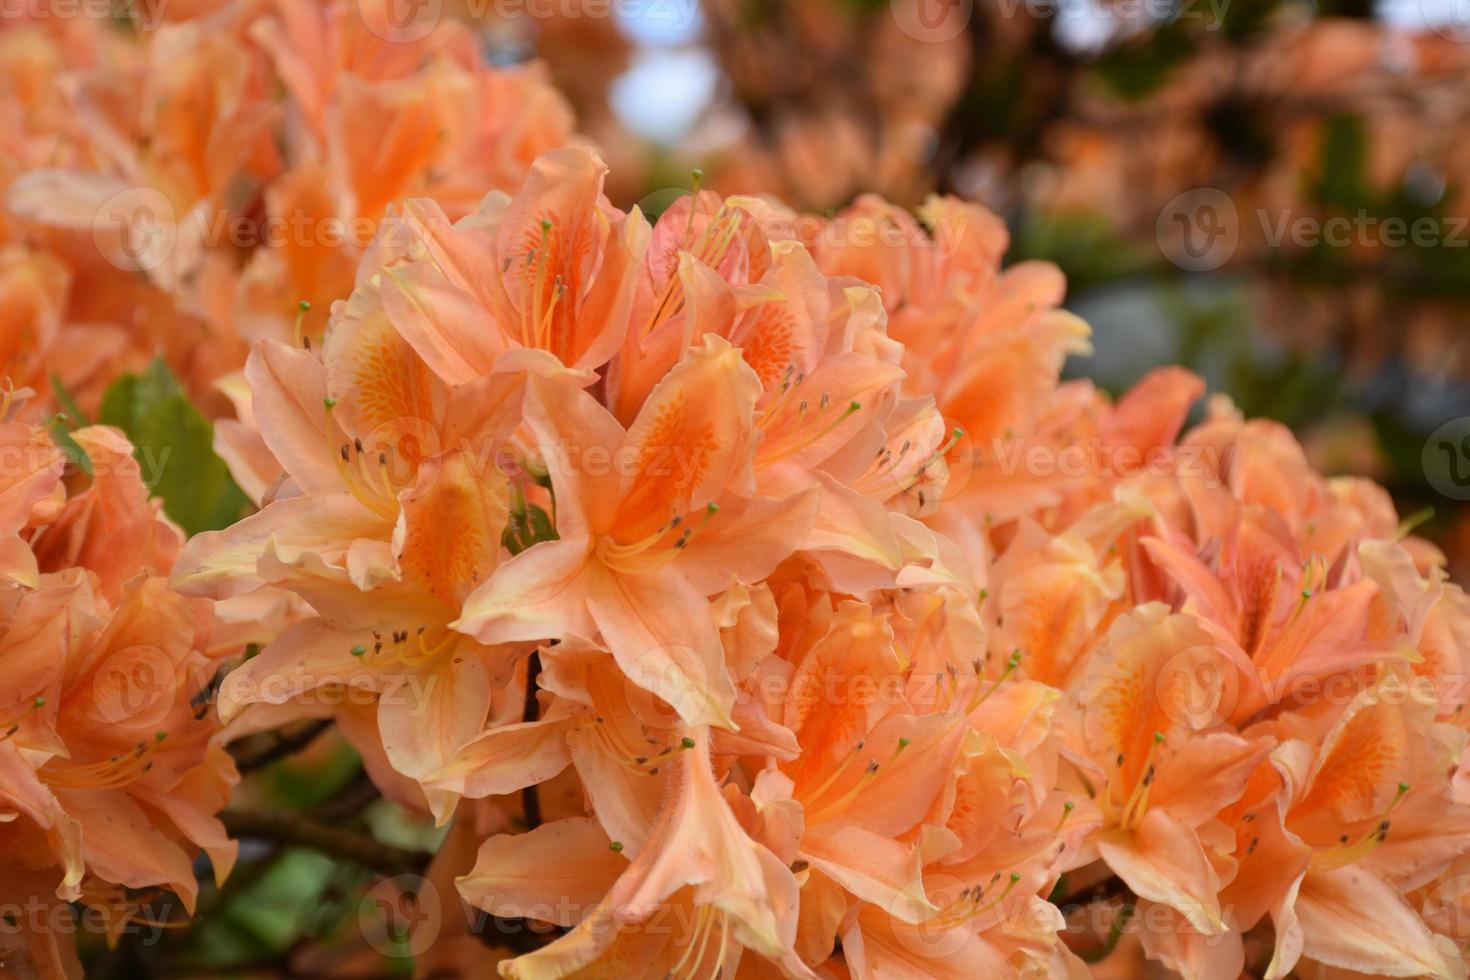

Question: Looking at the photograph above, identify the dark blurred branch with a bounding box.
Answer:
[521,651,544,830]
[221,808,427,877]
[230,719,334,773]
[1053,872,1132,911]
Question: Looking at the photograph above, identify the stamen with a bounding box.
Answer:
[329,435,400,520]
[935,872,1022,926]
[43,734,166,790]
[797,740,865,809]
[1119,732,1165,831]
[685,169,703,236]
[669,904,719,980]
[292,299,311,349]
[584,714,673,777]
[0,696,46,742]
[756,396,862,463]
[805,758,885,825]
[1309,782,1409,870]
[1054,800,1076,833]
[596,503,720,574]
[968,650,1022,712]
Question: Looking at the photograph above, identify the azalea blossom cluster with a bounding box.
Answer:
[163,141,1470,978]
[1,0,570,418]
[2,4,1469,979]
[0,402,237,978]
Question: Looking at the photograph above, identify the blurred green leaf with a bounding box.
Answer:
[1011,212,1151,290]
[1093,28,1196,100]
[1312,114,1369,211]
[98,358,249,535]
[45,374,92,475]
[183,849,349,967]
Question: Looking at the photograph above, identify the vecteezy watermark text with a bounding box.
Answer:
[1158,187,1470,272]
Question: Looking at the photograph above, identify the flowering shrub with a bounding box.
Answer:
[2,4,1468,979]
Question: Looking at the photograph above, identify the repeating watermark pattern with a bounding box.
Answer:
[1158,186,1470,272]
[1426,0,1470,41]
[1156,188,1239,272]
[0,440,171,488]
[218,664,443,713]
[1153,653,1456,726]
[1424,417,1470,502]
[88,644,180,727]
[633,185,978,257]
[360,875,443,957]
[975,438,1225,486]
[0,0,168,29]
[91,181,978,281]
[891,0,974,43]
[92,187,176,274]
[0,895,180,947]
[355,0,442,44]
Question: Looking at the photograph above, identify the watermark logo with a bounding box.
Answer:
[891,0,973,42]
[1157,188,1238,272]
[89,645,178,728]
[1426,0,1470,41]
[0,0,168,30]
[1159,188,1470,272]
[1424,417,1470,501]
[619,644,714,734]
[1422,873,1470,938]
[360,875,442,957]
[354,0,442,44]
[1154,645,1240,729]
[92,187,175,274]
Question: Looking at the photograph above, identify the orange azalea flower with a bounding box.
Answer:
[369,146,646,377]
[0,403,65,587]
[173,330,534,819]
[214,447,517,823]
[1063,604,1276,972]
[1,419,236,974]
[1220,675,1470,978]
[459,730,811,978]
[1138,410,1440,721]
[455,335,814,729]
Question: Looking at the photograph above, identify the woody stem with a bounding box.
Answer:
[220,808,427,877]
[521,650,545,830]
[230,719,335,773]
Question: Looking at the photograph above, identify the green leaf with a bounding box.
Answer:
[45,374,92,474]
[48,373,89,427]
[98,358,250,535]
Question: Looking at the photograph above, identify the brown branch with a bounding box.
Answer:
[230,719,334,773]
[220,808,428,877]
[521,650,544,830]
[1053,871,1132,912]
